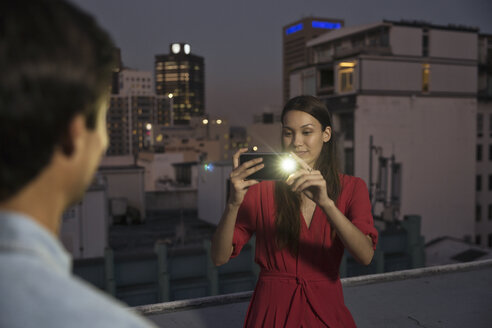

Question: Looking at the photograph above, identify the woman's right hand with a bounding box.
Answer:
[228,148,264,207]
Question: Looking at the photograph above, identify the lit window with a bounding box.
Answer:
[422,64,430,93]
[338,62,355,93]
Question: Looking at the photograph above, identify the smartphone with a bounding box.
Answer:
[239,152,298,180]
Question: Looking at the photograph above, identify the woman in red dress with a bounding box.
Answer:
[211,95,378,327]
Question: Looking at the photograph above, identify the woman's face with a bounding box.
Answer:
[282,110,331,168]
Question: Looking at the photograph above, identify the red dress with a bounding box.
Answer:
[231,174,378,328]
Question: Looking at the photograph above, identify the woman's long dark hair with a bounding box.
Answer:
[274,95,341,255]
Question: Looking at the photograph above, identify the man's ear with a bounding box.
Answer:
[322,126,332,143]
[59,114,86,157]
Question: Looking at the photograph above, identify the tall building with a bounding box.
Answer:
[118,68,153,96]
[282,17,344,104]
[111,47,122,95]
[107,68,171,156]
[290,20,480,243]
[155,43,205,125]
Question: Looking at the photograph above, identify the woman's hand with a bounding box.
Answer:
[228,148,264,207]
[286,153,333,208]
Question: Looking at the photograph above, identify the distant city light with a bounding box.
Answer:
[168,93,173,99]
[146,123,152,130]
[156,134,163,142]
[184,44,191,54]
[171,43,181,54]
[312,21,342,30]
[216,119,222,124]
[252,146,258,151]
[204,163,214,172]
[286,23,303,35]
[202,119,209,124]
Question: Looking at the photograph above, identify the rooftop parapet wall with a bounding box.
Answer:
[137,259,492,328]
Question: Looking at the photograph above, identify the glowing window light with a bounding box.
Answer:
[312,21,342,29]
[339,61,356,68]
[286,23,303,35]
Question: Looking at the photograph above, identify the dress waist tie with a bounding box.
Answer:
[259,271,334,328]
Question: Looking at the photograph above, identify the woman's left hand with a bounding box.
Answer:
[285,154,333,207]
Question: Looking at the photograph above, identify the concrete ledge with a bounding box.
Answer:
[135,291,253,315]
[342,258,492,287]
[134,259,492,316]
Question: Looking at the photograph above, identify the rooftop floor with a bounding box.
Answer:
[136,259,492,328]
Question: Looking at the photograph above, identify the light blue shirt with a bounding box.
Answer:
[0,210,157,328]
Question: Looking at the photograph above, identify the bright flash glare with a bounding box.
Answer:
[281,157,296,173]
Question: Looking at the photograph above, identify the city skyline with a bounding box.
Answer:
[71,0,492,125]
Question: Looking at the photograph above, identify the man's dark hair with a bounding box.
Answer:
[0,0,116,201]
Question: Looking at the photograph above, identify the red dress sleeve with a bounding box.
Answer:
[346,178,378,250]
[230,185,258,258]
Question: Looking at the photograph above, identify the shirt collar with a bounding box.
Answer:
[0,210,71,273]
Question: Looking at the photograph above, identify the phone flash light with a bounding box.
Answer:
[280,157,297,174]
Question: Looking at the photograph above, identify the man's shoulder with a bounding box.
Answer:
[0,255,155,328]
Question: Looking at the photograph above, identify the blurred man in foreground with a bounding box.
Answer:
[0,1,156,327]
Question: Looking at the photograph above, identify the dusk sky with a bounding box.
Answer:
[71,0,492,125]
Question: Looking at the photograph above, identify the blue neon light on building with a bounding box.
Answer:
[286,23,303,35]
[312,21,342,30]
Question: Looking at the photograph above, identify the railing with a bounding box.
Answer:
[73,216,425,306]
[134,259,492,316]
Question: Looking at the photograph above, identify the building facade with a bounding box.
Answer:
[283,17,344,104]
[119,68,154,96]
[476,33,492,247]
[155,43,205,125]
[107,69,171,156]
[291,20,480,243]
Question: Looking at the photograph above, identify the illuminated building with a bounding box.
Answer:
[155,43,205,125]
[282,17,344,103]
[291,20,481,244]
[106,69,171,156]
